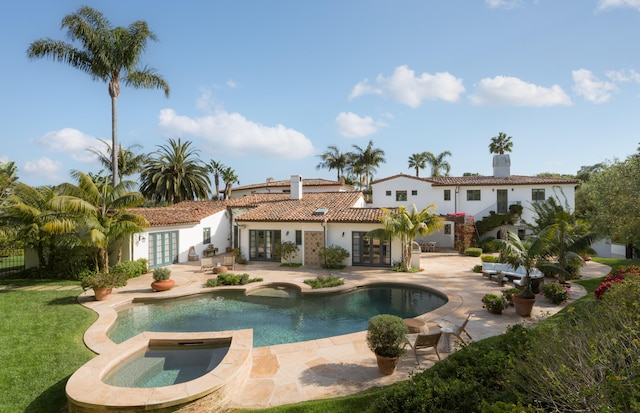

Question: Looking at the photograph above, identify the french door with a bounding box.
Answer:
[148,231,179,268]
[352,232,391,266]
[249,230,282,261]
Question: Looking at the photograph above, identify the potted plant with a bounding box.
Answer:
[81,272,128,301]
[501,287,520,306]
[491,231,552,316]
[482,293,507,314]
[151,267,175,292]
[366,314,408,375]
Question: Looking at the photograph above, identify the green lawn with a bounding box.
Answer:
[0,279,96,413]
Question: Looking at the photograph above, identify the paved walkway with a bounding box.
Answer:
[74,252,610,410]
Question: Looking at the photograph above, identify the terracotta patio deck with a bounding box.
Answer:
[76,251,610,410]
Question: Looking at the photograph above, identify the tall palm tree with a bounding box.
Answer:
[27,6,170,187]
[140,138,211,204]
[316,145,350,181]
[88,139,148,182]
[0,161,19,204]
[489,132,513,155]
[208,160,225,200]
[407,152,428,177]
[368,204,443,272]
[221,167,240,200]
[54,171,148,272]
[425,151,452,177]
[351,140,385,189]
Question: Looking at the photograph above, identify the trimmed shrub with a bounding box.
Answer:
[152,267,171,281]
[209,273,263,286]
[319,245,350,269]
[111,259,148,279]
[303,275,344,289]
[481,255,497,263]
[465,247,482,257]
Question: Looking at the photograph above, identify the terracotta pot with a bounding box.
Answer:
[93,287,113,301]
[375,353,400,375]
[151,279,175,292]
[512,295,536,316]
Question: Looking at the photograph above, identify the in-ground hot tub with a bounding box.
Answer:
[66,330,252,413]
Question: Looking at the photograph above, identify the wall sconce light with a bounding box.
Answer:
[134,234,146,244]
[286,231,289,236]
[342,232,345,237]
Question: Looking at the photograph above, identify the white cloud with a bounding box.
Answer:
[158,109,315,160]
[23,157,64,181]
[596,0,640,12]
[572,69,617,103]
[226,80,238,89]
[606,69,640,83]
[32,128,100,163]
[335,112,387,138]
[350,65,465,108]
[469,76,572,106]
[486,0,523,9]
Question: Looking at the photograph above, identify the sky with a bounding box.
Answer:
[2,0,640,188]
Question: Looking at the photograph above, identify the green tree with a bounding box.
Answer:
[407,152,428,177]
[578,156,640,258]
[140,138,211,204]
[27,6,170,187]
[351,140,385,189]
[489,132,513,155]
[88,139,148,182]
[54,171,148,272]
[207,160,225,200]
[425,151,452,177]
[317,145,351,181]
[221,167,240,200]
[0,183,74,270]
[0,161,18,205]
[368,204,443,272]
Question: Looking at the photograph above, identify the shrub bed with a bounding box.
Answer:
[303,275,344,289]
[206,273,263,286]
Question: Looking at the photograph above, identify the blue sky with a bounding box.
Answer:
[2,0,640,187]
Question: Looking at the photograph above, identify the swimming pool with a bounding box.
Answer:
[108,284,447,347]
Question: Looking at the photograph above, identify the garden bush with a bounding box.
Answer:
[594,265,640,299]
[465,247,482,257]
[303,275,344,289]
[539,281,570,304]
[110,259,148,279]
[481,254,497,263]
[514,277,640,412]
[319,245,350,269]
[472,264,482,273]
[207,273,263,286]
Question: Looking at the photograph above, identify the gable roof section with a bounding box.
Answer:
[233,178,353,192]
[372,173,579,187]
[234,191,382,223]
[130,200,228,226]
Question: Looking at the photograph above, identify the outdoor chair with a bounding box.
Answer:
[223,255,235,270]
[406,331,442,364]
[441,313,473,344]
[200,256,215,273]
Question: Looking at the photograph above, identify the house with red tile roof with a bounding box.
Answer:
[370,155,580,248]
[127,176,397,268]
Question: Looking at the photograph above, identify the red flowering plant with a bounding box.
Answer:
[453,214,476,254]
[594,265,640,300]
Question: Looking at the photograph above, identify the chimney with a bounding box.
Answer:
[290,175,302,199]
[492,154,511,178]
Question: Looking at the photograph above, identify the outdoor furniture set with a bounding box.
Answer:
[481,262,544,287]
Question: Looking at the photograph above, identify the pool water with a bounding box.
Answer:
[103,340,230,388]
[108,285,447,347]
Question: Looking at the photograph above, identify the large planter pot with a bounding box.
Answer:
[512,295,536,317]
[151,279,175,292]
[375,353,400,375]
[93,287,113,301]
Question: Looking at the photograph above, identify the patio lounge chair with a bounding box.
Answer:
[200,256,215,273]
[406,331,442,364]
[441,313,473,344]
[223,255,235,270]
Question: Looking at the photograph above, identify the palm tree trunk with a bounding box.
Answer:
[111,94,119,188]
